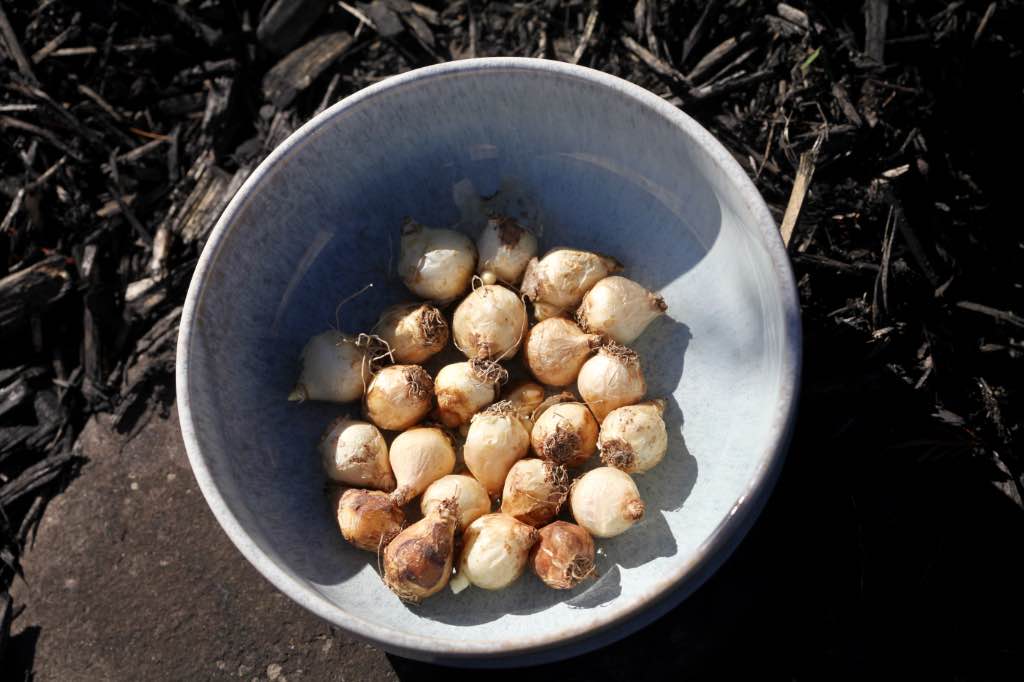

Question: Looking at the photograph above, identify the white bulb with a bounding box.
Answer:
[452,284,528,360]
[570,467,645,538]
[521,248,622,320]
[398,219,476,301]
[318,417,395,490]
[476,215,538,284]
[577,276,666,344]
[598,400,668,473]
[289,330,370,403]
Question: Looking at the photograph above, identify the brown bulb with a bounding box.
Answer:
[530,521,596,589]
[336,489,404,552]
[382,498,459,603]
[500,459,568,527]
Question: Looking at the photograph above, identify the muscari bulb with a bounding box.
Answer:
[530,521,596,590]
[335,488,405,552]
[433,360,501,428]
[569,466,645,538]
[463,401,531,497]
[502,380,545,429]
[452,513,539,592]
[452,284,528,360]
[476,215,538,285]
[520,248,622,320]
[500,458,568,527]
[383,497,459,602]
[388,426,456,506]
[364,364,433,431]
[373,303,449,364]
[288,330,371,403]
[530,399,599,468]
[318,417,395,491]
[398,219,476,302]
[576,275,666,345]
[576,342,646,422]
[523,317,602,387]
[598,400,668,474]
[420,474,491,532]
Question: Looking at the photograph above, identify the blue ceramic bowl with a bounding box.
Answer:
[176,58,801,665]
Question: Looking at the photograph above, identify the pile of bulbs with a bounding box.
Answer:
[290,215,670,603]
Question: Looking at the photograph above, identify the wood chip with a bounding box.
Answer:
[410,2,439,25]
[362,1,404,38]
[973,2,997,47]
[0,255,74,339]
[0,592,11,657]
[571,6,599,65]
[403,9,437,51]
[0,188,24,233]
[779,135,823,247]
[30,20,80,63]
[256,0,332,54]
[0,449,75,507]
[77,84,124,123]
[262,32,354,109]
[872,206,897,326]
[621,35,687,84]
[0,367,46,419]
[165,163,231,245]
[162,160,251,249]
[114,139,165,165]
[792,253,881,274]
[681,0,721,65]
[338,1,376,30]
[691,70,772,102]
[881,164,910,178]
[831,82,864,127]
[47,36,173,58]
[124,307,182,387]
[956,302,1024,330]
[865,0,889,63]
[107,150,153,246]
[776,3,809,30]
[687,36,739,84]
[0,115,83,161]
[0,5,37,83]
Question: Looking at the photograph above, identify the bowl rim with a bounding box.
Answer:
[176,56,802,663]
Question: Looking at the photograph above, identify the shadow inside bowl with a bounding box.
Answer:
[631,316,700,511]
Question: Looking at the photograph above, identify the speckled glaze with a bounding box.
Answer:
[176,58,801,666]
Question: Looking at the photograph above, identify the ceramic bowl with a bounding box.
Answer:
[176,57,801,665]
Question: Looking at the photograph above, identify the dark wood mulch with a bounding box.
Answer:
[1,0,1021,675]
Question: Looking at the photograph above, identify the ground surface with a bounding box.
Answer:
[2,1,1023,679]
[9,407,396,682]
[9,399,1024,680]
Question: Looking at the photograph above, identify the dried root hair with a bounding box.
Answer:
[469,358,509,386]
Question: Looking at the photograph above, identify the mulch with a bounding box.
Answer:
[1,0,1021,676]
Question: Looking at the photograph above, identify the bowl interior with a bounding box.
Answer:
[180,60,797,658]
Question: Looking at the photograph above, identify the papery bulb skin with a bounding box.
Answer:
[398,219,476,302]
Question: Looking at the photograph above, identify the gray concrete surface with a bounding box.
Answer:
[10,406,397,682]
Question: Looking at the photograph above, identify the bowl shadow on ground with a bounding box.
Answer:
[3,625,40,680]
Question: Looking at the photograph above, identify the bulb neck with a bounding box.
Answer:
[625,498,646,522]
[389,485,414,506]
